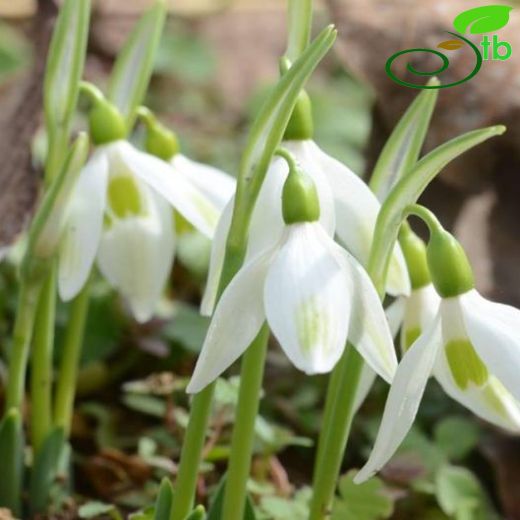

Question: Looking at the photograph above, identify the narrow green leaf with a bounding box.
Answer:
[206,475,256,520]
[0,409,24,516]
[22,133,89,279]
[221,26,336,291]
[29,427,66,515]
[241,25,336,190]
[453,5,513,34]
[44,0,90,134]
[369,81,439,200]
[108,1,166,129]
[285,0,312,61]
[368,125,505,295]
[184,505,206,520]
[153,477,174,520]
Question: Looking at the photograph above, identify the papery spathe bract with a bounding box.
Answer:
[58,140,223,322]
[356,289,520,483]
[188,221,397,394]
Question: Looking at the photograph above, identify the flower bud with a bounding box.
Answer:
[399,226,431,290]
[282,162,320,224]
[283,89,314,141]
[426,228,474,298]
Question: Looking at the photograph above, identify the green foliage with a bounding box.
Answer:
[434,416,480,461]
[332,471,394,520]
[312,74,373,173]
[155,26,216,83]
[78,501,123,519]
[258,488,311,520]
[207,475,257,519]
[153,478,174,520]
[29,427,67,515]
[435,465,499,519]
[0,409,23,515]
[0,22,31,83]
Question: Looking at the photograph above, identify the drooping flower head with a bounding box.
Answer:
[187,150,397,394]
[356,206,520,484]
[59,87,234,322]
[201,89,410,317]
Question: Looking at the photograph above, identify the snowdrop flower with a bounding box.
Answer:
[187,153,397,393]
[386,226,441,352]
[356,207,520,483]
[202,91,410,316]
[58,95,229,322]
[139,106,236,212]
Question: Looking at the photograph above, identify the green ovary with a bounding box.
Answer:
[108,175,142,218]
[445,339,488,390]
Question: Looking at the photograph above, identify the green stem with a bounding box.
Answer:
[221,326,269,520]
[5,279,42,413]
[405,204,443,234]
[30,266,56,452]
[170,382,215,519]
[53,281,91,435]
[309,347,364,520]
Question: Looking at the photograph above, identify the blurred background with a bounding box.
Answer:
[0,1,519,518]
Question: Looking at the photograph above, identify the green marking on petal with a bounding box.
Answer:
[482,379,513,421]
[296,297,329,355]
[404,326,421,352]
[107,175,143,218]
[445,339,488,390]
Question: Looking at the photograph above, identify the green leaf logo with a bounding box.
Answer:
[453,5,513,34]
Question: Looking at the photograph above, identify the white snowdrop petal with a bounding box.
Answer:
[355,314,442,483]
[200,199,233,316]
[246,157,289,259]
[264,223,349,374]
[171,154,236,210]
[187,248,274,394]
[116,141,219,239]
[58,150,109,301]
[97,187,175,323]
[335,247,398,383]
[462,290,520,404]
[385,297,406,340]
[308,140,410,296]
[353,362,377,413]
[400,284,440,354]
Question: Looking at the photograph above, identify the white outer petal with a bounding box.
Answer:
[58,149,109,301]
[171,154,235,210]
[97,186,175,323]
[187,248,274,394]
[462,290,520,405]
[400,284,440,354]
[353,362,377,413]
[308,140,410,297]
[115,141,219,239]
[264,223,349,374]
[200,200,233,316]
[335,246,398,383]
[355,313,442,483]
[385,297,406,340]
